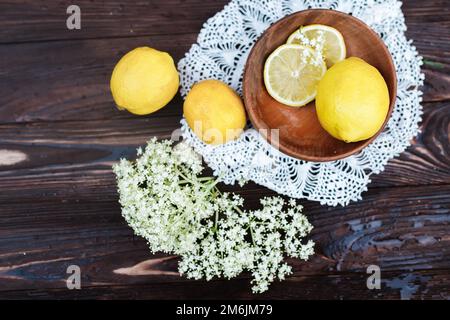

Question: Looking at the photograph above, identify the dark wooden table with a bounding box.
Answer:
[0,0,449,300]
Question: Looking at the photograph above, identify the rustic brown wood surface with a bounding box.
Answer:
[0,0,449,300]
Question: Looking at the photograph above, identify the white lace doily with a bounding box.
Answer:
[178,0,424,206]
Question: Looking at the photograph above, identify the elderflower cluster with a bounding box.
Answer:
[295,28,325,67]
[113,138,315,293]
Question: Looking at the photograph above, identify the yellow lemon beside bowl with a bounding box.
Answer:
[316,57,390,143]
[184,80,247,145]
[110,47,179,115]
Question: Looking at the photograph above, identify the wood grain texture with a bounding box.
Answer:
[0,39,447,123]
[0,0,227,44]
[0,3,449,124]
[0,102,447,205]
[0,0,448,46]
[0,185,449,294]
[0,0,449,300]
[370,101,450,187]
[0,34,194,123]
[1,270,449,300]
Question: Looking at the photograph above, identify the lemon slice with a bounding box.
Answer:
[264,44,326,107]
[287,24,346,68]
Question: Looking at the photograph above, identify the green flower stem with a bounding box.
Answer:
[180,172,257,247]
[177,175,254,246]
[204,179,220,193]
[179,177,214,184]
[177,167,215,185]
[214,209,219,231]
[249,222,256,246]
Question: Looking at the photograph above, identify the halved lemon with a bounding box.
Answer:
[287,24,346,68]
[264,44,326,107]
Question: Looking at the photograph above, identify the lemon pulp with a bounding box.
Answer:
[287,24,346,68]
[264,44,326,107]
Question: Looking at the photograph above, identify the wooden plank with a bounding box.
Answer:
[0,40,447,123]
[1,184,449,293]
[404,0,450,66]
[0,269,448,300]
[0,101,448,202]
[0,0,448,45]
[0,0,227,44]
[403,0,450,23]
[0,117,179,204]
[0,8,449,124]
[0,34,194,123]
[370,101,450,187]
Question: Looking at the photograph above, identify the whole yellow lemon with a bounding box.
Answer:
[316,57,390,143]
[110,47,179,115]
[184,80,247,145]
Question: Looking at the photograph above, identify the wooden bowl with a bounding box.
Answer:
[243,9,397,162]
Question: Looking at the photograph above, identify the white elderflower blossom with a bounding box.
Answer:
[294,28,325,67]
[113,139,315,293]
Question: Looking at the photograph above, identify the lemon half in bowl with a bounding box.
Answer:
[263,44,326,107]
